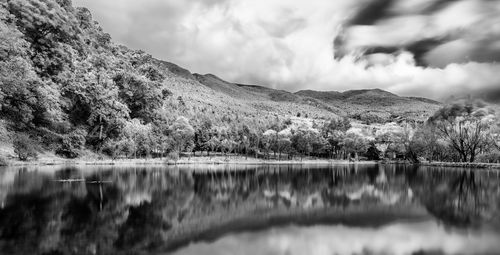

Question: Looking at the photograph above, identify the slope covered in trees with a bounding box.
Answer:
[1,0,499,164]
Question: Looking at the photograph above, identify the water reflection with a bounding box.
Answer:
[174,221,500,255]
[0,164,499,255]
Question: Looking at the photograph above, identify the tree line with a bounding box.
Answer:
[1,0,500,163]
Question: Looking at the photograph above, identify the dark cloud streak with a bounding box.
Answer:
[348,0,395,25]
[421,0,461,14]
[337,0,500,67]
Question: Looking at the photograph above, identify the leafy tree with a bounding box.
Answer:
[13,133,38,160]
[342,132,368,160]
[123,119,152,158]
[205,136,220,156]
[322,118,350,159]
[262,129,277,159]
[429,100,496,162]
[55,128,87,158]
[220,138,237,156]
[113,72,169,122]
[169,116,195,153]
[193,118,212,155]
[67,56,129,147]
[291,129,318,159]
[410,124,441,161]
[6,0,82,77]
[0,16,63,128]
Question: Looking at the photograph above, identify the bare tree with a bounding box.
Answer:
[429,100,496,162]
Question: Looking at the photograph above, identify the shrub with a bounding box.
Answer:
[102,139,136,159]
[166,151,179,161]
[0,156,9,166]
[56,129,87,158]
[13,133,38,161]
[476,151,500,163]
[350,113,387,125]
[0,120,10,143]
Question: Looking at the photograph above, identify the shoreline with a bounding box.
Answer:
[382,160,500,169]
[0,156,380,167]
[2,156,500,170]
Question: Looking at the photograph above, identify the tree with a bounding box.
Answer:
[123,119,152,158]
[322,118,350,159]
[0,15,63,128]
[205,136,220,157]
[6,0,82,77]
[13,133,38,160]
[291,129,319,159]
[410,124,441,162]
[220,138,237,157]
[193,118,212,156]
[429,100,496,162]
[113,72,169,122]
[237,124,252,158]
[169,116,195,153]
[490,120,500,151]
[342,132,368,160]
[262,129,277,159]
[55,128,87,158]
[276,136,292,160]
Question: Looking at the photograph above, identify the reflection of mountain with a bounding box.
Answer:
[0,165,499,254]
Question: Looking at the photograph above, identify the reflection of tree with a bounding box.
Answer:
[415,169,500,228]
[0,169,195,254]
[1,166,500,254]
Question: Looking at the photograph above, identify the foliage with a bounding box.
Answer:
[342,132,369,159]
[1,0,495,164]
[0,155,8,166]
[166,151,179,161]
[429,100,497,162]
[476,151,500,163]
[55,128,86,158]
[13,133,38,160]
[169,116,194,153]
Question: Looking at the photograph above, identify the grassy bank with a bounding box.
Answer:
[3,151,500,169]
[382,160,500,169]
[0,154,380,167]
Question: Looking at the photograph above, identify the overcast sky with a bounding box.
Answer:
[73,0,500,99]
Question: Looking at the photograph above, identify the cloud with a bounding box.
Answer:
[73,0,500,99]
[336,0,500,67]
[173,221,500,255]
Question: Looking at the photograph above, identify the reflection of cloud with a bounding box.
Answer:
[173,221,500,255]
[74,0,500,99]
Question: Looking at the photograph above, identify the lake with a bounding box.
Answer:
[1,164,500,255]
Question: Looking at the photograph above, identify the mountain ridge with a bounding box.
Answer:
[162,68,442,122]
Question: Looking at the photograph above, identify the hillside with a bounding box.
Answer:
[0,0,443,161]
[295,89,441,121]
[173,70,441,123]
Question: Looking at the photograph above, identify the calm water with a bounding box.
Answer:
[1,164,500,255]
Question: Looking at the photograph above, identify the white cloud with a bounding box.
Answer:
[73,0,500,99]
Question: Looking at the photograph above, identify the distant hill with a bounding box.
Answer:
[176,71,442,122]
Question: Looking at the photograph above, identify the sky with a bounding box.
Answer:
[72,0,500,99]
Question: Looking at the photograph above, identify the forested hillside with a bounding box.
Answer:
[1,0,499,164]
